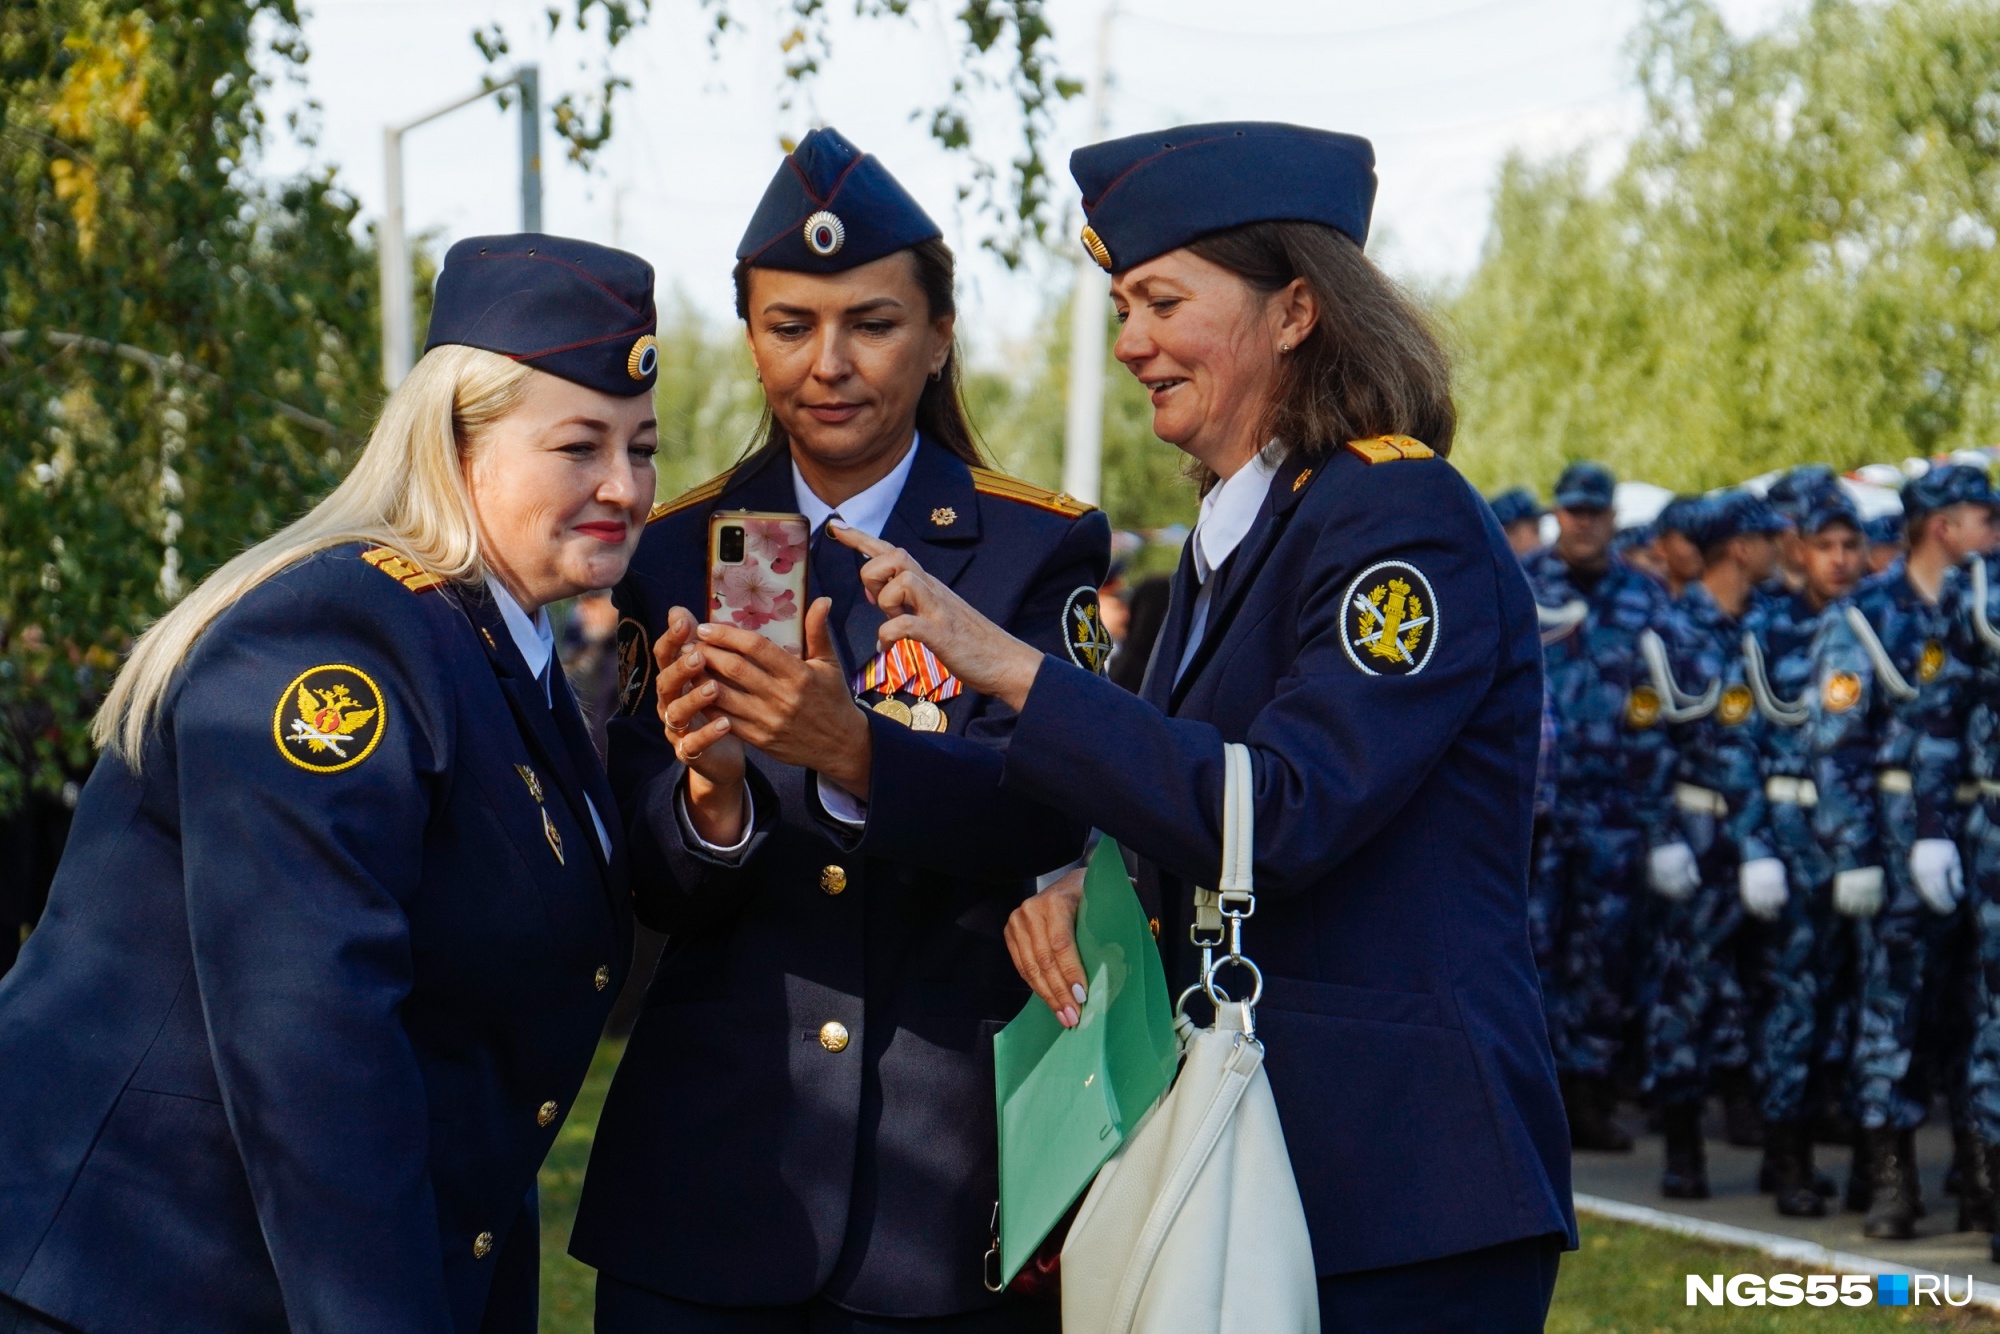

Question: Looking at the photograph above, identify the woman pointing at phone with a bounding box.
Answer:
[570,129,1109,1332]
[829,124,1575,1330]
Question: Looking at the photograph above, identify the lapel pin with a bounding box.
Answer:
[931,506,957,527]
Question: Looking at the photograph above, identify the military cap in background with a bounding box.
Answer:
[1692,489,1787,548]
[735,126,942,274]
[426,234,658,397]
[1069,121,1377,273]
[1764,464,1841,523]
[1553,461,1616,511]
[1864,514,1906,546]
[1902,463,1999,521]
[1656,494,1711,537]
[1797,487,1863,535]
[1487,487,1544,529]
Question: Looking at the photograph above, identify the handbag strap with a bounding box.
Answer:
[1186,743,1264,1026]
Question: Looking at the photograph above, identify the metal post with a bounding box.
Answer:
[517,64,542,232]
[1060,3,1117,507]
[378,71,536,390]
[380,126,411,390]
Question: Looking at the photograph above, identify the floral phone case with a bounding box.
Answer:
[707,510,810,656]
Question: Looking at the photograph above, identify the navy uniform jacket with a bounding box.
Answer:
[571,439,1109,1316]
[0,545,630,1334]
[999,442,1576,1276]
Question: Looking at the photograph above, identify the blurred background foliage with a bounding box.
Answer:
[1448,0,2000,495]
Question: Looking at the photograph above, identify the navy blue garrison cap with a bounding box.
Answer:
[1903,463,1999,521]
[1069,122,1377,273]
[426,234,657,397]
[1487,487,1543,528]
[736,127,942,275]
[1553,461,1616,511]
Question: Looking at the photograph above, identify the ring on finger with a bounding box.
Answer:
[666,716,690,734]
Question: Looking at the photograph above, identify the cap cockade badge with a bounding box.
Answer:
[804,210,847,257]
[1080,225,1112,272]
[627,334,659,381]
[1341,561,1438,677]
[274,664,385,773]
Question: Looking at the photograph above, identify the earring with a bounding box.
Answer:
[1279,343,1292,354]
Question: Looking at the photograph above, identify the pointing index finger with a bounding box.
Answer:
[827,520,896,560]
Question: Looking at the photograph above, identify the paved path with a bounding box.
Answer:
[1570,1112,2000,1284]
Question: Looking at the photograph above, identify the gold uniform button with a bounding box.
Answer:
[819,1021,850,1053]
[594,965,611,991]
[537,1100,560,1128]
[820,865,847,896]
[473,1231,494,1259]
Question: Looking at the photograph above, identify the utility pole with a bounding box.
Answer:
[1061,4,1116,508]
[380,65,543,391]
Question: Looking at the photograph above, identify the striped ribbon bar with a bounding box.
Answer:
[852,638,964,702]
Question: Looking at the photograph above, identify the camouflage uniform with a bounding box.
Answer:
[1526,547,1682,1082]
[1742,586,1848,1125]
[1646,582,1765,1108]
[1943,549,2000,1149]
[1809,561,1970,1133]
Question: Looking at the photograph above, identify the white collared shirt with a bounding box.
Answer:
[488,578,613,860]
[1176,444,1283,683]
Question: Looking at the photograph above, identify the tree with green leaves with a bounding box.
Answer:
[1449,0,2000,496]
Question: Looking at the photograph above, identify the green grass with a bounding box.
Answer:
[537,1041,2000,1331]
[1551,1216,2000,1332]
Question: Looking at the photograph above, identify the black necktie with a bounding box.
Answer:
[811,518,883,674]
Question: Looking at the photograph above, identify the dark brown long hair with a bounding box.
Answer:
[1186,220,1456,461]
[731,237,985,467]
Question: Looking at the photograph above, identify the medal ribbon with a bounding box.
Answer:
[851,638,963,702]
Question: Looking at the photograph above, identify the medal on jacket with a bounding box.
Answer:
[516,763,564,865]
[854,638,960,731]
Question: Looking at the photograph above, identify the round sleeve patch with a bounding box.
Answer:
[615,617,653,716]
[1341,560,1438,676]
[274,664,386,773]
[1063,586,1113,675]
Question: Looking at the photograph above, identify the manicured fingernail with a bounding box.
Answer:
[1071,983,1087,1005]
[703,684,717,698]
[1061,1006,1079,1027]
[685,652,701,667]
[829,518,849,530]
[696,623,716,638]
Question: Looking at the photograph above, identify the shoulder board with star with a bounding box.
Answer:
[969,466,1095,518]
[1344,435,1437,465]
[648,467,736,524]
[359,546,447,593]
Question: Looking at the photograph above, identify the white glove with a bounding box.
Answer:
[1738,857,1789,921]
[1910,838,1966,915]
[1834,866,1886,918]
[1649,841,1701,901]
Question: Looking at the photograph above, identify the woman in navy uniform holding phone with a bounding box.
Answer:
[826,124,1575,1331]
[570,129,1109,1331]
[0,236,654,1333]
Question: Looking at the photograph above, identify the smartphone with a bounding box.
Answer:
[707,510,810,655]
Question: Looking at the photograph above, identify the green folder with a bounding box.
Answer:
[992,836,1180,1286]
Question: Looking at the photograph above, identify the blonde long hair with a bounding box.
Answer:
[95,345,533,764]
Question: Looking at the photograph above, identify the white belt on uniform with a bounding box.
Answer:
[1674,783,1729,816]
[1765,776,1818,807]
[1877,768,1913,795]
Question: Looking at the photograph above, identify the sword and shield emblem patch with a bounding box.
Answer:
[1063,586,1114,675]
[615,617,652,716]
[274,664,385,773]
[1341,560,1439,677]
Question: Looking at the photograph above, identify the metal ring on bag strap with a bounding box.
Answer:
[1190,744,1264,1031]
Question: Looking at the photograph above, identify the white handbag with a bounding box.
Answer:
[1059,743,1320,1333]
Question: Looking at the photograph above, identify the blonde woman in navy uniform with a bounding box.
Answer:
[570,128,1109,1331]
[0,236,655,1334]
[829,124,1575,1331]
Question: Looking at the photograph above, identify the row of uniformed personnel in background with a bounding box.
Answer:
[1498,458,2000,1251]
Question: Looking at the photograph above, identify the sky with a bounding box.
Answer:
[262,0,1802,354]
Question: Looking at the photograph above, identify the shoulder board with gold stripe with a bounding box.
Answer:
[968,466,1095,518]
[359,546,447,593]
[1344,435,1437,465]
[648,468,735,524]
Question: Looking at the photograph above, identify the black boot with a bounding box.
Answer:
[1563,1073,1633,1152]
[1862,1126,1919,1239]
[1718,1068,1765,1147]
[1957,1127,1995,1233]
[1766,1121,1828,1218]
[1662,1102,1710,1200]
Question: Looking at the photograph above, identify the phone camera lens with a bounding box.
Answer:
[719,525,746,564]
